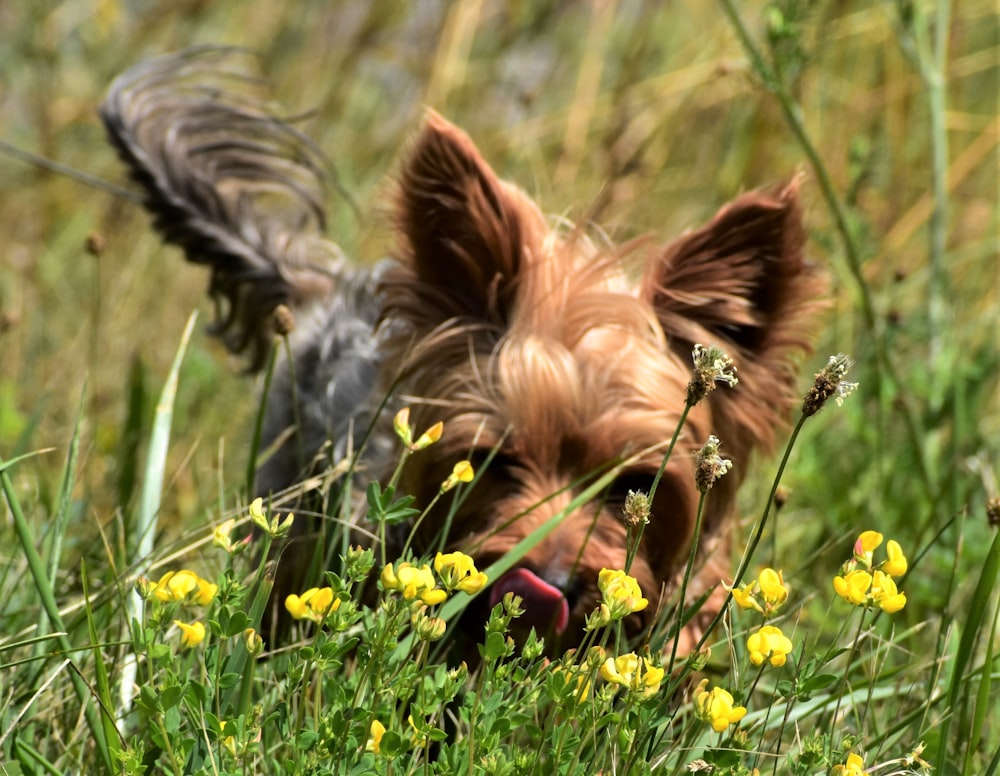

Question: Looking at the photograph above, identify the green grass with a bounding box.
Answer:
[1,1,997,773]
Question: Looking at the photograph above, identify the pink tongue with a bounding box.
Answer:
[490,568,570,635]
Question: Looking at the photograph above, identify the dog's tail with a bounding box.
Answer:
[100,46,345,370]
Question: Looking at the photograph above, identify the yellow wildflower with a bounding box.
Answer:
[366,719,386,754]
[871,570,907,613]
[412,421,443,451]
[174,620,206,648]
[832,752,866,775]
[212,518,237,552]
[434,551,488,594]
[600,653,664,699]
[746,624,794,667]
[833,569,872,606]
[854,530,883,566]
[285,587,340,623]
[219,721,237,757]
[757,568,789,611]
[693,678,747,733]
[381,562,448,605]
[152,570,218,605]
[730,581,764,614]
[243,628,264,656]
[597,569,649,620]
[883,539,908,577]
[441,460,475,492]
[248,497,294,537]
[393,408,413,446]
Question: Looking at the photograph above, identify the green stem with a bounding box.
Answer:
[692,412,808,656]
[667,490,707,676]
[718,0,934,491]
[1,457,117,773]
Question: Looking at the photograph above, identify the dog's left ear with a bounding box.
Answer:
[643,178,824,451]
[391,111,546,326]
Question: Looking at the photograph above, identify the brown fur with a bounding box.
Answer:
[101,49,822,651]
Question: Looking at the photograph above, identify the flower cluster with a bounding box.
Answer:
[285,586,341,623]
[693,678,747,733]
[600,652,664,699]
[381,552,487,610]
[434,551,487,594]
[728,567,794,670]
[148,569,218,605]
[586,568,649,630]
[729,567,789,617]
[381,562,448,605]
[141,569,217,650]
[747,624,794,668]
[833,530,908,613]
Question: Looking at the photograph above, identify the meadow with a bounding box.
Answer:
[0,1,997,773]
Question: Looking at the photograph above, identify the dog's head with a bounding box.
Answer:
[378,113,821,646]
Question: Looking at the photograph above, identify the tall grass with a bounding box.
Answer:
[1,0,996,773]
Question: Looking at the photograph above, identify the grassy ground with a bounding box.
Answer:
[0,1,997,774]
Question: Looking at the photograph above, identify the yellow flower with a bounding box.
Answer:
[394,408,444,451]
[381,562,448,605]
[757,568,789,611]
[832,752,866,775]
[730,581,763,614]
[284,587,340,623]
[600,653,664,699]
[441,460,475,492]
[854,530,883,567]
[746,624,794,667]
[219,721,237,757]
[243,627,264,656]
[174,620,206,648]
[833,569,872,606]
[153,570,218,605]
[693,678,747,733]
[412,421,443,451]
[248,497,294,537]
[883,539,908,577]
[393,407,413,446]
[871,570,907,613]
[434,551,488,594]
[597,569,649,620]
[212,518,237,552]
[366,719,386,754]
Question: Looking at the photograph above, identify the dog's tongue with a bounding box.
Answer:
[490,568,570,635]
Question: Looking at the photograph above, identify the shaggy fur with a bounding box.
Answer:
[102,47,822,650]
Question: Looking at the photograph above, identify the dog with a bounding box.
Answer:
[101,47,821,651]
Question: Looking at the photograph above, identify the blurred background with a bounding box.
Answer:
[0,1,996,611]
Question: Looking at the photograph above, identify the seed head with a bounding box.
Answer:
[695,435,733,494]
[802,354,858,416]
[687,344,738,406]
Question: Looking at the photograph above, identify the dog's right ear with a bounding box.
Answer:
[642,179,824,453]
[389,112,546,326]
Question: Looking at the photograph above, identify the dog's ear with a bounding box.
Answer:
[391,111,545,325]
[643,179,824,452]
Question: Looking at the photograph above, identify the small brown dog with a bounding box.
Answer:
[102,47,821,649]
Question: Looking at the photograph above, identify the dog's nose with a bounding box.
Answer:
[489,568,570,635]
